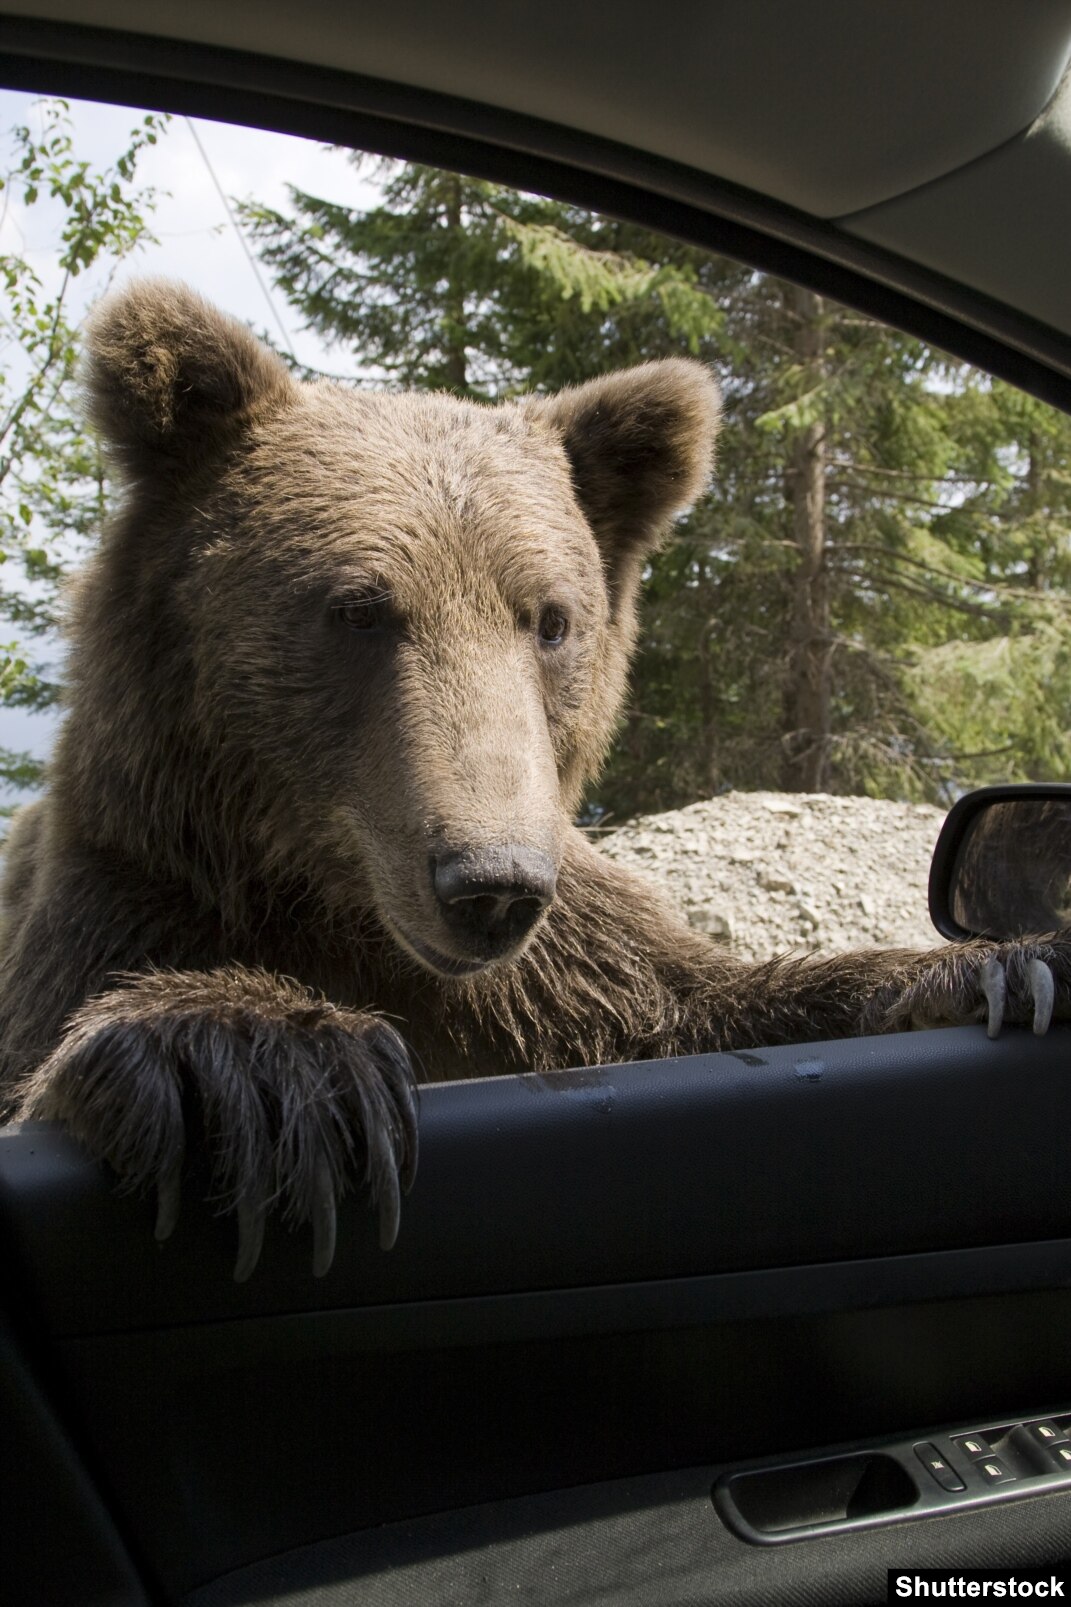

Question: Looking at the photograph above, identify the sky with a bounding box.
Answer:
[0,89,383,790]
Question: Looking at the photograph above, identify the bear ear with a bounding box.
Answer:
[529,360,721,609]
[83,278,294,468]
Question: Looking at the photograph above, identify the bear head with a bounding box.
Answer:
[64,280,720,979]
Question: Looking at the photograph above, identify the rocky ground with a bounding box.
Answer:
[595,790,947,962]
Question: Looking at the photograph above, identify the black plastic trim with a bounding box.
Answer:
[21,1235,1071,1360]
[4,1026,1071,1335]
[928,782,1071,940]
[3,16,1071,412]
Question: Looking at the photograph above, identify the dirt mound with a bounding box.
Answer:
[597,790,946,962]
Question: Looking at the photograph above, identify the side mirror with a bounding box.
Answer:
[928,783,1071,941]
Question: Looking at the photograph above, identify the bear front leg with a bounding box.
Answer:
[709,936,1071,1051]
[12,966,418,1279]
[467,842,1071,1068]
[861,936,1068,1039]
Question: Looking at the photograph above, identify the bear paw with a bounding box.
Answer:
[14,966,418,1280]
[875,939,1070,1039]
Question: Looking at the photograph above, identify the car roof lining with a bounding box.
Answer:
[6,0,1071,218]
[4,12,1071,422]
[843,59,1071,340]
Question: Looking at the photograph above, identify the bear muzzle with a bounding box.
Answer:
[431,843,557,959]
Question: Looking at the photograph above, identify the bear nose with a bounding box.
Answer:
[433,845,557,949]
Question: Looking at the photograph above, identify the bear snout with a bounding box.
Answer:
[432,844,557,953]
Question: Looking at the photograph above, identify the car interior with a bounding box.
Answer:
[3,4,1071,1603]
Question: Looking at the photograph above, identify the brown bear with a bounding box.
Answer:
[0,280,1064,1279]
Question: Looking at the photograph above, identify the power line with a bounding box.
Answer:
[183,117,296,359]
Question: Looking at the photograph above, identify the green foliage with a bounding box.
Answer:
[499,215,723,349]
[239,161,729,396]
[0,99,166,792]
[246,155,1071,814]
[911,623,1071,786]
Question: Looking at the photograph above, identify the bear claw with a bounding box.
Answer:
[154,1148,184,1243]
[311,1154,338,1278]
[1026,956,1055,1036]
[234,1196,267,1284]
[981,951,1055,1039]
[981,956,1007,1039]
[377,1162,402,1253]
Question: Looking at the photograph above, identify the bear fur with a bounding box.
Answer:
[0,281,1066,1276]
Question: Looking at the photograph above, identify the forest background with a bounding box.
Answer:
[3,99,1070,825]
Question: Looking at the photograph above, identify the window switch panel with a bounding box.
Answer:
[716,1406,1071,1548]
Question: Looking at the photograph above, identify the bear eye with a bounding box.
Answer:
[538,606,570,647]
[335,590,390,631]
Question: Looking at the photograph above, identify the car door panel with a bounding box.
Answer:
[4,1027,1071,1600]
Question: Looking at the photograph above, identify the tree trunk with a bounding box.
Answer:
[442,175,468,393]
[1025,432,1045,590]
[693,559,720,795]
[781,285,832,792]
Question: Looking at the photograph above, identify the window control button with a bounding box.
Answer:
[1045,1443,1071,1471]
[977,1457,1015,1484]
[915,1443,966,1492]
[1026,1420,1068,1449]
[953,1434,991,1459]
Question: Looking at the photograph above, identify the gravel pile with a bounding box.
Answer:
[596,790,947,962]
